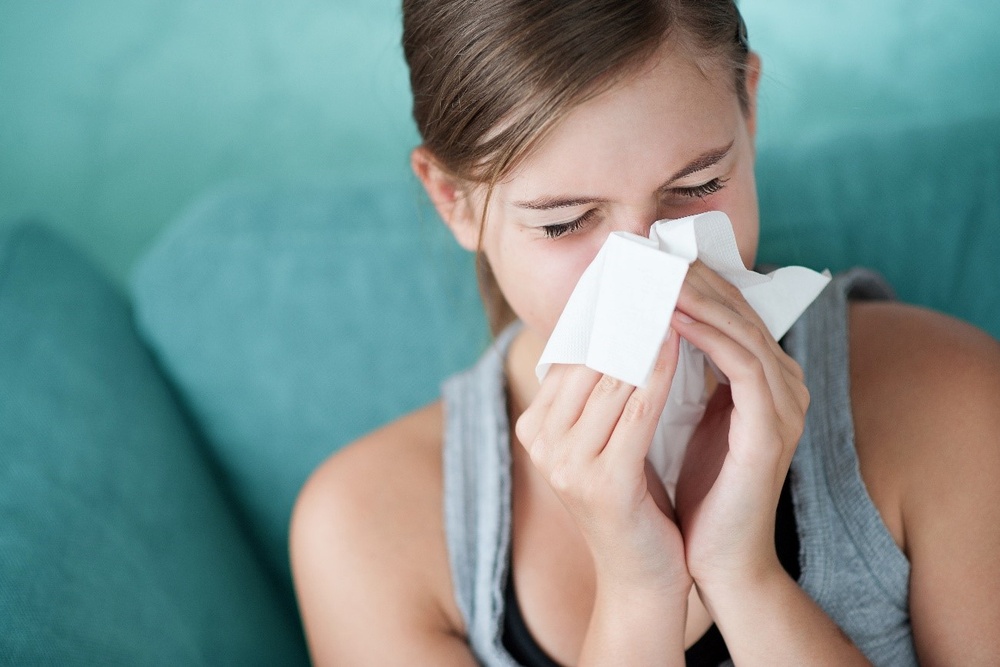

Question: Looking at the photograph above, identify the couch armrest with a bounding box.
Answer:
[0,221,308,665]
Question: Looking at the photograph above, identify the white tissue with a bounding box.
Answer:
[536,211,831,499]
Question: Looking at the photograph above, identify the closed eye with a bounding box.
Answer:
[542,209,599,239]
[673,177,729,199]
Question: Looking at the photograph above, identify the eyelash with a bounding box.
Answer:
[673,177,729,199]
[542,209,598,239]
[541,177,730,239]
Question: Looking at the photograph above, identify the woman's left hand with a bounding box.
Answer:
[670,260,810,590]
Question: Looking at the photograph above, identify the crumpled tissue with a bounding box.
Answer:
[535,211,831,500]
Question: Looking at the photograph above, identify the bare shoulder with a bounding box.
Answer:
[848,300,1000,497]
[848,300,1000,662]
[289,401,475,666]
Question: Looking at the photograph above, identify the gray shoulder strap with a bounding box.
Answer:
[441,323,522,666]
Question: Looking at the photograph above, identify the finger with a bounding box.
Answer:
[596,327,681,468]
[680,263,803,381]
[672,314,776,426]
[515,363,565,447]
[675,277,787,390]
[567,371,636,459]
[530,363,566,413]
[517,363,564,434]
[546,365,606,433]
[516,363,601,447]
[671,306,802,412]
[684,265,794,374]
[674,279,808,417]
[691,261,805,383]
[671,313,803,458]
[680,270,809,419]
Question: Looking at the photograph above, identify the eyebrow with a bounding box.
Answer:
[512,140,736,211]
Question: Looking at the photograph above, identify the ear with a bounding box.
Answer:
[411,147,481,251]
[744,51,763,143]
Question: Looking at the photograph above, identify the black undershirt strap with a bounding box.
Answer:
[503,571,562,667]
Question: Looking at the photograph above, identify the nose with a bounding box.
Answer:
[611,202,660,238]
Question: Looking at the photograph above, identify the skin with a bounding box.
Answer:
[290,38,1000,666]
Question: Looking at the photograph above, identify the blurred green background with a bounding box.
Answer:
[2,0,999,285]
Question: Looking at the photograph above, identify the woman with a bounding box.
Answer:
[290,1,1000,664]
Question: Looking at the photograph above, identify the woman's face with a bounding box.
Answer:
[428,43,761,340]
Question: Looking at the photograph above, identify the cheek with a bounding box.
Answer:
[728,165,760,269]
[491,232,599,337]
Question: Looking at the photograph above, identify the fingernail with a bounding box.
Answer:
[675,312,694,324]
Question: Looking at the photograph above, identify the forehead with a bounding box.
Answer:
[499,43,741,198]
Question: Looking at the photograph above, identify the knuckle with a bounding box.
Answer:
[514,412,535,446]
[711,269,740,295]
[594,374,624,397]
[738,356,766,383]
[798,384,811,412]
[525,431,552,466]
[721,291,744,314]
[781,415,806,447]
[548,459,579,495]
[743,319,767,346]
[778,395,808,433]
[731,316,763,349]
[652,351,675,374]
[526,431,577,494]
[622,392,651,422]
[689,285,712,310]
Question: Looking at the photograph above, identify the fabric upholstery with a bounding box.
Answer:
[0,222,308,665]
[131,179,488,583]
[757,114,1000,338]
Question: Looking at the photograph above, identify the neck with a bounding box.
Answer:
[504,326,546,423]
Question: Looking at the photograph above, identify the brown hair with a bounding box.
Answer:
[403,0,752,334]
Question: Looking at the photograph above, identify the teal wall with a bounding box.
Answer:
[2,0,999,285]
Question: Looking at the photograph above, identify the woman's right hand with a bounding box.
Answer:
[514,327,689,598]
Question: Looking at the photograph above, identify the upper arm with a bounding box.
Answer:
[850,302,1000,665]
[289,406,477,667]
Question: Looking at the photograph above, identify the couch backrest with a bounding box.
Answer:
[131,177,489,585]
[4,1,999,286]
[758,114,1000,332]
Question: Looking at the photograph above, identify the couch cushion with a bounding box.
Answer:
[130,179,488,584]
[0,222,308,665]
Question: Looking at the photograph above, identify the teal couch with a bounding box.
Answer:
[3,1,1000,662]
[2,113,999,664]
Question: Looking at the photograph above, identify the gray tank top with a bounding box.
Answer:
[442,268,916,666]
